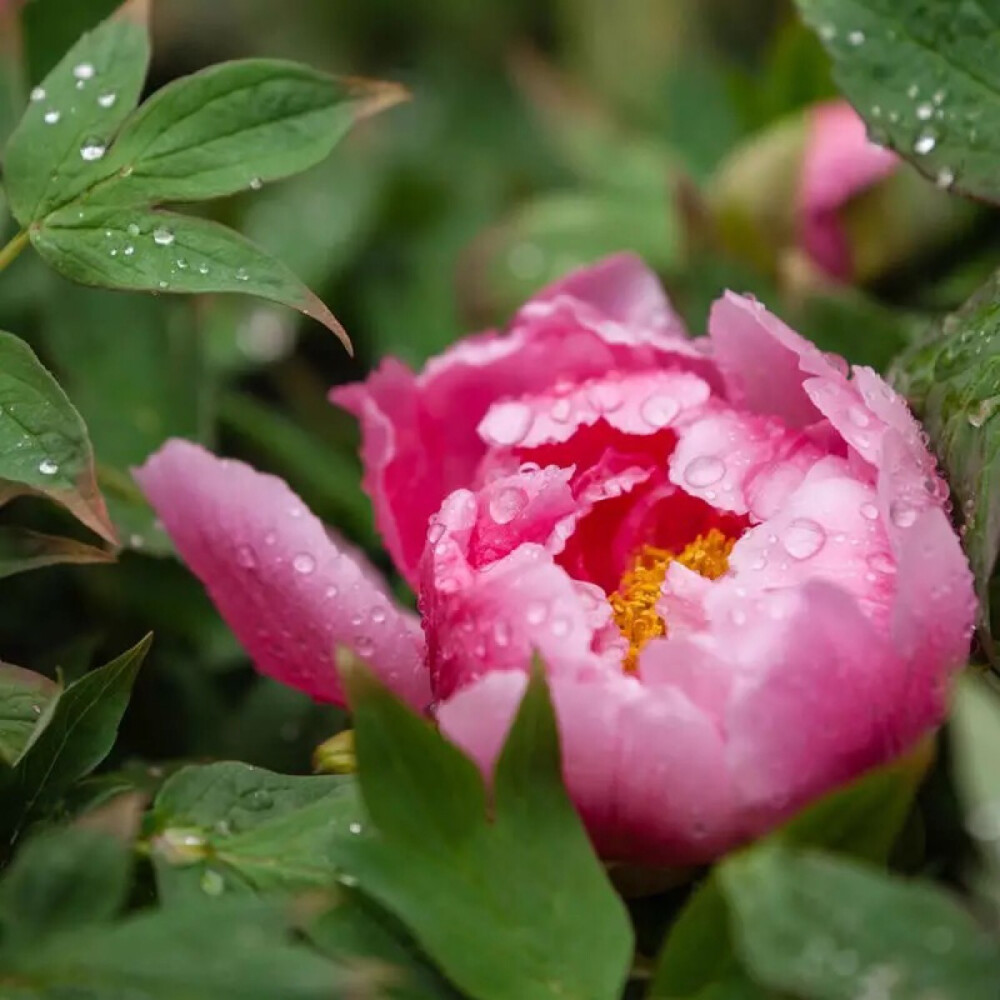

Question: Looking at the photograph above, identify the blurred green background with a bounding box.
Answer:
[0,0,996,776]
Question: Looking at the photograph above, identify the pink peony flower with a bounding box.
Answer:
[136,254,974,866]
[798,100,899,279]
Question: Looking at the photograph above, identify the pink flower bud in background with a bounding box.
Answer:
[137,255,974,866]
[798,101,899,280]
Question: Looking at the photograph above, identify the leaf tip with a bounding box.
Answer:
[346,78,411,121]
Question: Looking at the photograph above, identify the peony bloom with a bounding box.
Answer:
[136,254,974,866]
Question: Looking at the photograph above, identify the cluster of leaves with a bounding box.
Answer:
[1,0,1000,998]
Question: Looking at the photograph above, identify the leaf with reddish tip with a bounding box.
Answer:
[0,330,116,544]
[31,208,352,352]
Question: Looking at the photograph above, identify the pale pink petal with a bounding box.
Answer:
[477,369,712,450]
[421,485,616,698]
[724,581,905,830]
[668,407,823,516]
[438,669,740,864]
[799,101,898,279]
[135,440,429,709]
[726,461,896,625]
[709,292,844,427]
[890,508,975,742]
[520,252,687,344]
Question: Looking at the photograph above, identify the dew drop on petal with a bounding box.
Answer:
[640,392,680,429]
[292,553,316,575]
[38,458,59,476]
[526,601,548,626]
[890,500,918,529]
[781,518,826,560]
[868,552,896,575]
[859,501,879,521]
[236,544,257,569]
[489,486,528,525]
[684,455,725,488]
[370,606,387,624]
[485,401,533,446]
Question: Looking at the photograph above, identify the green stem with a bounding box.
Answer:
[0,229,28,273]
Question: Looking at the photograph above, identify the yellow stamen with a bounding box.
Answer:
[609,529,734,672]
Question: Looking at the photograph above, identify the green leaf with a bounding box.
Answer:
[796,0,1000,199]
[3,0,150,225]
[721,845,1000,1000]
[0,525,113,579]
[86,59,406,207]
[0,329,115,543]
[30,207,352,350]
[0,665,58,767]
[150,762,364,900]
[308,893,459,1000]
[650,753,929,998]
[1,896,357,1000]
[0,826,130,951]
[21,0,123,84]
[0,634,151,837]
[890,273,1000,658]
[949,671,1000,911]
[330,667,633,1000]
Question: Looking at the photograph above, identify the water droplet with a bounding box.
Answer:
[781,518,826,560]
[847,405,870,428]
[124,244,135,256]
[683,455,725,488]
[859,501,879,521]
[157,280,168,289]
[493,620,511,647]
[526,601,548,626]
[847,29,865,45]
[730,608,747,626]
[916,101,934,121]
[198,263,210,275]
[200,870,225,896]
[485,401,533,446]
[97,91,117,108]
[371,606,387,625]
[38,458,59,476]
[127,223,141,237]
[890,500,918,529]
[640,392,680,429]
[153,226,175,246]
[43,110,61,125]
[348,822,363,835]
[936,166,955,189]
[818,23,836,41]
[587,380,623,413]
[868,552,896,575]
[73,62,95,82]
[489,486,528,525]
[550,397,572,423]
[30,86,46,102]
[551,616,571,637]
[293,553,316,575]
[235,267,250,282]
[907,84,920,99]
[249,176,263,191]
[914,129,937,155]
[236,544,257,569]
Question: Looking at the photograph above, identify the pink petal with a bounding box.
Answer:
[518,252,689,347]
[890,508,975,742]
[726,460,896,626]
[421,483,616,699]
[709,292,844,428]
[477,369,712,450]
[799,101,898,278]
[437,669,740,865]
[135,440,429,709]
[724,581,905,830]
[668,407,823,516]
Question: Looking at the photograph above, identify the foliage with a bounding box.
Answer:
[0,0,999,998]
